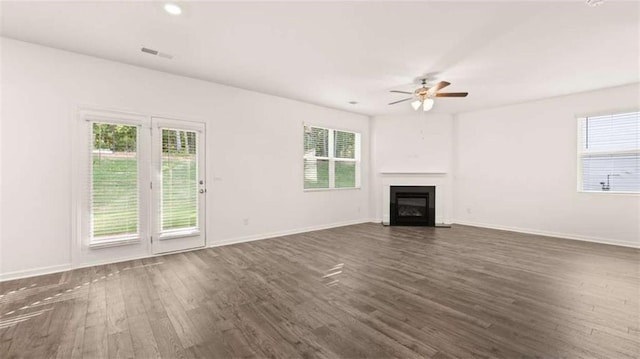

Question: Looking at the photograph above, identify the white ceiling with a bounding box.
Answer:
[1,1,638,116]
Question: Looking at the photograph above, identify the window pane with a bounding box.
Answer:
[581,153,640,192]
[91,123,139,239]
[335,161,356,188]
[304,126,328,157]
[304,159,329,188]
[334,130,355,159]
[161,129,198,231]
[583,112,640,152]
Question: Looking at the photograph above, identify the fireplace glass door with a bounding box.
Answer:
[395,193,429,225]
[397,197,428,218]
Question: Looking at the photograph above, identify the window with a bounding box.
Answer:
[578,111,639,193]
[90,121,141,245]
[304,125,361,189]
[160,128,199,234]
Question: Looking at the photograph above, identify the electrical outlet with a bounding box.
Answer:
[466,208,472,214]
[243,218,249,226]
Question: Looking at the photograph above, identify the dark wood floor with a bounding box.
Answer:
[1,224,639,358]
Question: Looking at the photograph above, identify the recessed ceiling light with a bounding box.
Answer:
[585,0,604,7]
[164,3,182,15]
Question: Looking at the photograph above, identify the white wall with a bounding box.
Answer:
[0,39,3,274]
[453,84,640,247]
[2,38,637,280]
[370,113,455,223]
[0,38,370,279]
[370,87,639,247]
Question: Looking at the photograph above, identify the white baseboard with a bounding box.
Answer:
[0,263,73,282]
[1,218,374,282]
[0,254,167,282]
[453,220,640,249]
[208,218,373,248]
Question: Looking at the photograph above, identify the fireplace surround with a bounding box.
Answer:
[390,185,436,226]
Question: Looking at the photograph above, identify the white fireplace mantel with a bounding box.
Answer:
[379,170,447,175]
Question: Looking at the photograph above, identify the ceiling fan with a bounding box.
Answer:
[389,79,468,111]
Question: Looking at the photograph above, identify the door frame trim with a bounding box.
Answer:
[71,105,208,267]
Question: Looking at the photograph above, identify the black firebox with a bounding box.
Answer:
[390,186,436,226]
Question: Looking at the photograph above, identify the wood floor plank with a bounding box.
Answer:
[148,317,190,359]
[82,266,109,359]
[0,223,637,358]
[55,267,92,359]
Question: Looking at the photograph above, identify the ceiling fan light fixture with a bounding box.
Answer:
[388,78,467,110]
[423,99,435,112]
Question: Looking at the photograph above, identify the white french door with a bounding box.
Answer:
[77,110,207,266]
[151,118,206,254]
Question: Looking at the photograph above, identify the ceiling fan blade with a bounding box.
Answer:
[388,97,413,105]
[390,90,413,95]
[427,81,451,93]
[435,92,468,97]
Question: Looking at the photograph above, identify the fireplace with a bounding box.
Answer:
[390,186,435,226]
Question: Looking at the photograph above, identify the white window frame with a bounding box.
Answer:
[303,124,361,191]
[78,109,151,248]
[576,110,640,195]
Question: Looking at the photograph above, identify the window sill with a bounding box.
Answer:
[304,187,361,192]
[159,229,200,241]
[89,236,140,249]
[578,190,639,196]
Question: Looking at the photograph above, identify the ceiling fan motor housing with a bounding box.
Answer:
[415,87,432,100]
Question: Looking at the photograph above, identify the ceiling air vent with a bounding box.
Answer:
[141,47,174,60]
